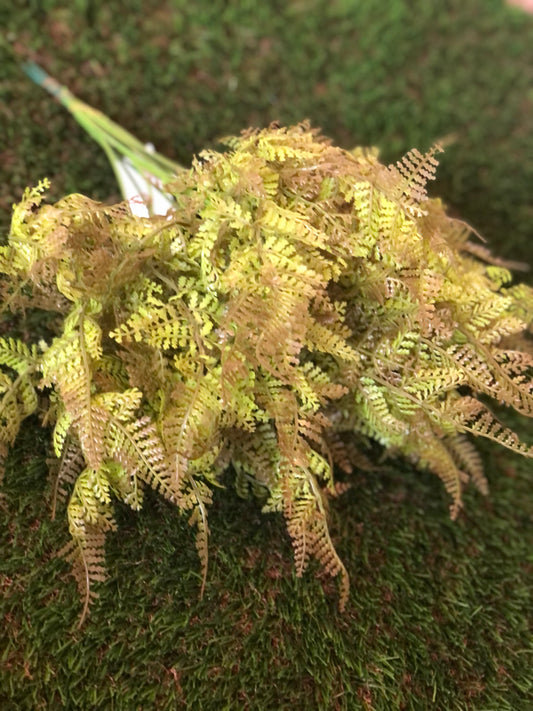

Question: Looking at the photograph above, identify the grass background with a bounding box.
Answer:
[1,0,532,708]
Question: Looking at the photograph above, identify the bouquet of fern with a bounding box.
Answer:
[2,81,532,624]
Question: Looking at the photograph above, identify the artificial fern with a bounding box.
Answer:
[1,124,532,623]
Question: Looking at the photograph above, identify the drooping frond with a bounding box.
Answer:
[50,435,85,519]
[61,466,117,626]
[281,458,349,609]
[415,433,467,520]
[443,396,533,457]
[445,434,488,495]
[59,527,109,628]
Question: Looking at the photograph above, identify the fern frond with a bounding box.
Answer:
[445,434,488,495]
[59,464,119,624]
[107,413,175,502]
[187,480,211,599]
[93,388,143,422]
[103,459,144,510]
[0,372,26,447]
[442,396,532,457]
[59,527,108,628]
[415,434,466,520]
[0,337,39,373]
[50,435,85,518]
[40,324,106,467]
[282,461,349,609]
[387,144,442,214]
[232,422,281,499]
[53,407,73,457]
[446,341,533,416]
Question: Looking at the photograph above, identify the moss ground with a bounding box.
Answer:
[1,1,532,708]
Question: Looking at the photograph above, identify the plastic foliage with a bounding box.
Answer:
[1,122,532,624]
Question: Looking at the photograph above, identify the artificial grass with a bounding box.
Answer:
[1,422,532,710]
[1,0,532,709]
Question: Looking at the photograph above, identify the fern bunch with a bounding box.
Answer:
[1,124,532,623]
